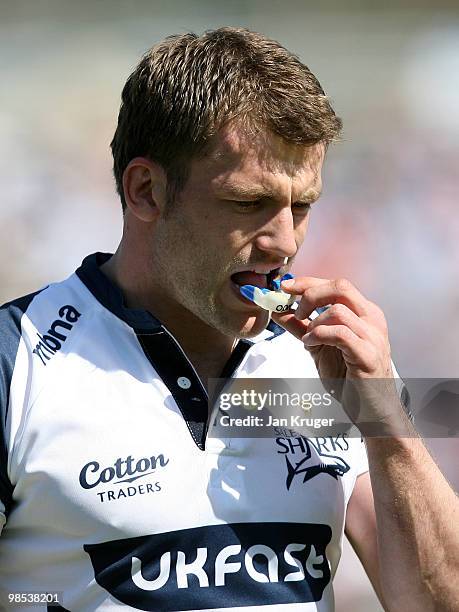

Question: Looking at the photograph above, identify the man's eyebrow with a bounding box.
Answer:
[216,183,275,199]
[216,183,322,202]
[299,187,322,203]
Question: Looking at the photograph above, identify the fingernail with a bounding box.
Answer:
[281,278,295,288]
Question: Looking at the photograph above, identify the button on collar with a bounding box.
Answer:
[177,376,191,389]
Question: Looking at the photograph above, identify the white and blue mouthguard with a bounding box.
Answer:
[239,273,297,313]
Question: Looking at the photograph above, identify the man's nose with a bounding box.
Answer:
[254,206,298,259]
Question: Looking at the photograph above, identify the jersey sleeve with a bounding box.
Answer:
[354,436,370,478]
[0,292,40,529]
[0,501,5,535]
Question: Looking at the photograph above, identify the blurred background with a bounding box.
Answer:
[1,1,458,609]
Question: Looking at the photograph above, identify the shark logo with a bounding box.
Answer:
[275,434,350,490]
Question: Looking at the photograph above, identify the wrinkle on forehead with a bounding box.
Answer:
[204,124,325,199]
[209,125,324,170]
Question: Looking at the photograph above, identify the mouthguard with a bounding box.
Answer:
[239,273,297,313]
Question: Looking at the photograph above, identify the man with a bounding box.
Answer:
[0,27,457,612]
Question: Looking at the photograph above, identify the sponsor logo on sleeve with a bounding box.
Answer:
[84,522,332,610]
[32,304,81,365]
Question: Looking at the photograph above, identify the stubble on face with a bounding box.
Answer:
[151,124,325,340]
[152,207,267,339]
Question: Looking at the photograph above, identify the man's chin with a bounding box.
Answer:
[231,309,271,339]
[210,290,271,338]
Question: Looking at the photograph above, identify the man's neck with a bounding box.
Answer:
[100,251,237,387]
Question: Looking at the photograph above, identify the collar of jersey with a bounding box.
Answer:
[76,252,285,342]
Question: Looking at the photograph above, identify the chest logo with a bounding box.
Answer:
[79,452,169,503]
[84,522,332,610]
[275,432,350,490]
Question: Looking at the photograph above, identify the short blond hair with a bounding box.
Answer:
[111,27,342,210]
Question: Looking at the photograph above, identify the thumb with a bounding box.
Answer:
[271,309,310,341]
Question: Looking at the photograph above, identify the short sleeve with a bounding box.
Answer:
[354,436,370,478]
[0,501,5,535]
[392,361,412,420]
[0,291,40,526]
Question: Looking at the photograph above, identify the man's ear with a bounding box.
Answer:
[122,157,167,222]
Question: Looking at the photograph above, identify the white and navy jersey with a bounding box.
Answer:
[0,252,373,612]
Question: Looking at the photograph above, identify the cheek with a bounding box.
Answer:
[295,216,310,243]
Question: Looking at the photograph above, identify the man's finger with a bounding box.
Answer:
[280,276,329,295]
[271,310,310,341]
[284,277,369,320]
[306,303,371,340]
[302,324,370,367]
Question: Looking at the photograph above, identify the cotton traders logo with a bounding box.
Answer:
[275,431,350,490]
[79,452,169,503]
[32,304,81,365]
[84,522,332,611]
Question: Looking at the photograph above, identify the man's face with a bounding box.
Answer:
[151,125,325,339]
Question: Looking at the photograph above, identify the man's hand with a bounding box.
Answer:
[271,276,403,430]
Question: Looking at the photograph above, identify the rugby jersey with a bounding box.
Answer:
[0,252,379,611]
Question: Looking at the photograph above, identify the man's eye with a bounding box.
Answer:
[232,200,311,213]
[292,202,311,212]
[234,200,261,209]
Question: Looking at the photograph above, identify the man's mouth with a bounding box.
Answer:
[230,267,282,290]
